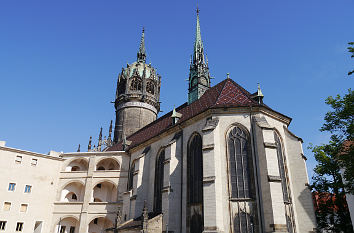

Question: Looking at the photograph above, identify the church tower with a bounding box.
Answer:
[113,29,161,143]
[188,9,211,104]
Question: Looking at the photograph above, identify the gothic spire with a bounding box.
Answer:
[188,8,211,104]
[193,8,204,64]
[137,28,146,63]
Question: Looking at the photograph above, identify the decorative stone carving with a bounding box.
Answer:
[202,117,219,132]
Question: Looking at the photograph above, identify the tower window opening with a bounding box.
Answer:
[146,81,155,95]
[72,193,77,200]
[130,78,142,91]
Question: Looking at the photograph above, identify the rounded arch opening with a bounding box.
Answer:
[60,181,85,202]
[96,158,120,171]
[88,217,113,233]
[55,217,79,233]
[65,158,89,172]
[92,181,117,203]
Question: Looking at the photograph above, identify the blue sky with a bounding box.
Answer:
[0,0,353,178]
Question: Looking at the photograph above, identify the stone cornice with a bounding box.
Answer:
[0,146,64,161]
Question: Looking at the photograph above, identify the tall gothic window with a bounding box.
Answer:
[146,81,155,95]
[228,126,254,198]
[228,126,258,233]
[128,162,135,191]
[154,149,165,214]
[130,78,142,91]
[187,133,203,233]
[274,132,295,233]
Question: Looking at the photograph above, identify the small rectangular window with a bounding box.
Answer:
[59,226,66,233]
[8,183,15,191]
[16,222,23,231]
[69,226,75,233]
[24,185,32,193]
[15,155,22,164]
[3,202,11,211]
[20,204,28,213]
[0,221,6,230]
[31,158,38,166]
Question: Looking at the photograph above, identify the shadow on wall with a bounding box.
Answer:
[298,187,317,231]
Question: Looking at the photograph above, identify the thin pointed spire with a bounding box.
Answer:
[88,136,92,151]
[137,27,146,63]
[77,144,80,152]
[108,120,113,140]
[193,7,204,64]
[98,127,103,151]
[257,83,264,97]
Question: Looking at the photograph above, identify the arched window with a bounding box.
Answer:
[227,126,254,198]
[71,193,77,200]
[187,133,203,233]
[274,132,295,232]
[128,162,135,191]
[146,81,155,95]
[154,149,165,213]
[130,78,142,91]
[228,126,258,233]
[97,166,105,171]
[234,211,254,233]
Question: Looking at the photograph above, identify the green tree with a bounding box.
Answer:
[321,89,354,193]
[348,42,354,76]
[311,89,354,232]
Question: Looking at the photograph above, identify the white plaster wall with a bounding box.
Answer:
[0,147,62,233]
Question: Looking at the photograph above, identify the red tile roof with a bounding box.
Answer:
[107,78,268,151]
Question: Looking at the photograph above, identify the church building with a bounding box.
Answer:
[0,10,316,233]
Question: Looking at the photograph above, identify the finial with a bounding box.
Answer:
[227,73,230,79]
[108,120,113,140]
[257,83,264,97]
[137,27,146,63]
[171,105,182,125]
[77,144,80,152]
[97,128,102,151]
[88,136,92,151]
[196,7,200,15]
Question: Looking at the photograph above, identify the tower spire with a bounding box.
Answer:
[137,27,146,63]
[193,7,204,64]
[188,8,211,104]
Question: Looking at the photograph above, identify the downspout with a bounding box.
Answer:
[249,106,265,232]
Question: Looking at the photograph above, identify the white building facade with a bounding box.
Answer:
[0,10,317,233]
